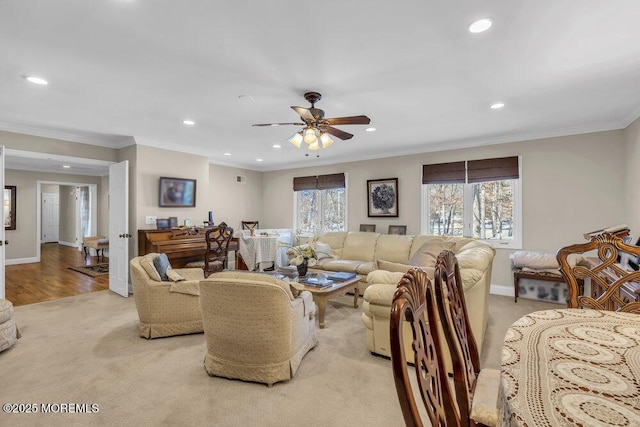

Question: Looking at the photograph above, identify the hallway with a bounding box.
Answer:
[5,243,109,306]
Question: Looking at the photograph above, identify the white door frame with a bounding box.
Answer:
[36,181,97,262]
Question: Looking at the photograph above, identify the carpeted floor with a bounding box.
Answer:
[0,290,560,426]
[68,264,109,277]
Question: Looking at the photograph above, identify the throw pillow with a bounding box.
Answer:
[140,254,162,281]
[166,269,185,282]
[314,242,335,259]
[153,253,171,281]
[408,241,457,268]
[376,259,412,273]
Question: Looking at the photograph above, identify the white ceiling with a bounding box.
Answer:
[1,1,640,172]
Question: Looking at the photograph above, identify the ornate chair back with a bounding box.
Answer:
[390,267,460,427]
[434,250,482,425]
[204,222,234,278]
[557,232,640,313]
[241,221,259,231]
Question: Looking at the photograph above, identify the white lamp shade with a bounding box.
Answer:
[308,141,320,150]
[320,132,334,148]
[303,127,318,144]
[288,132,303,148]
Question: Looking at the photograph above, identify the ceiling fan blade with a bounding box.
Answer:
[291,106,316,123]
[252,122,304,127]
[321,126,353,140]
[323,115,371,126]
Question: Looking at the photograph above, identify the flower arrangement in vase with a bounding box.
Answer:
[282,234,331,277]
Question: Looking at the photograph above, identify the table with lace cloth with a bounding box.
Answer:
[238,235,279,271]
[499,309,640,426]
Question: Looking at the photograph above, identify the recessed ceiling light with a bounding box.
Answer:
[272,144,281,148]
[182,119,195,126]
[490,102,505,110]
[25,76,48,85]
[223,152,231,156]
[256,158,263,162]
[365,127,376,132]
[238,95,254,102]
[468,18,493,33]
[62,165,71,169]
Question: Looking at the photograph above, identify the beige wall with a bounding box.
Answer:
[625,116,640,235]
[208,164,263,231]
[4,170,103,260]
[0,131,118,162]
[41,184,59,194]
[261,129,628,290]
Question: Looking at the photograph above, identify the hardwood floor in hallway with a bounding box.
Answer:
[5,243,109,306]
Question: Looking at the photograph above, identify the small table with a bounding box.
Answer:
[296,273,360,329]
[238,234,279,271]
[500,308,640,426]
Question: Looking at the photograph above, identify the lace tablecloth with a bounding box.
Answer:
[238,235,280,271]
[500,309,640,426]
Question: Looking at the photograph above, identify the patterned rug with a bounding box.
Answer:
[68,263,109,277]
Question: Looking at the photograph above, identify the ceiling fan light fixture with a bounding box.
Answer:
[303,127,318,144]
[320,132,334,148]
[288,131,303,148]
[308,141,320,150]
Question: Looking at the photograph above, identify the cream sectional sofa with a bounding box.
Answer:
[311,231,495,360]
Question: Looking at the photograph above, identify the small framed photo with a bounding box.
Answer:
[367,178,398,217]
[159,177,196,207]
[388,225,407,235]
[359,224,376,232]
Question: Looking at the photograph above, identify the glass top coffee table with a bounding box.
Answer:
[295,271,360,329]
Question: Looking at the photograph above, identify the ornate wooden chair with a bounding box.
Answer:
[204,222,234,278]
[434,250,500,427]
[241,221,259,231]
[390,268,459,427]
[557,232,640,313]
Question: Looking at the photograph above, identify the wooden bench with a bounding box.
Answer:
[513,269,583,303]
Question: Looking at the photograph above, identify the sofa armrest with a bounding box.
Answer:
[366,270,406,287]
[362,283,398,306]
[291,290,316,318]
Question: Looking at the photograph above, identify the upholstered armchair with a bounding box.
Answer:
[199,271,318,386]
[130,254,205,339]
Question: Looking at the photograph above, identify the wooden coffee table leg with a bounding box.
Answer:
[352,286,359,308]
[315,296,328,329]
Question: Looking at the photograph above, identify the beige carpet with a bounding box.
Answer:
[0,290,560,426]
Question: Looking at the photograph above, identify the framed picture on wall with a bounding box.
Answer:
[367,178,398,217]
[4,185,16,230]
[159,177,196,207]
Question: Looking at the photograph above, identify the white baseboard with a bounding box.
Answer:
[5,257,39,265]
[58,241,77,248]
[490,284,514,297]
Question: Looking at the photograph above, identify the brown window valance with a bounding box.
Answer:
[423,156,519,184]
[422,161,465,184]
[293,173,345,191]
[467,156,519,183]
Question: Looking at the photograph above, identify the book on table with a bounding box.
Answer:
[327,272,357,281]
[300,277,334,288]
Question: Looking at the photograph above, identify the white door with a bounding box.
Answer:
[0,146,5,299]
[109,161,129,297]
[42,193,60,243]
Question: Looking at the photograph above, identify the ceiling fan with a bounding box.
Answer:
[252,91,371,150]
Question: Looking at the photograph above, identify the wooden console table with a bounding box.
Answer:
[138,228,238,268]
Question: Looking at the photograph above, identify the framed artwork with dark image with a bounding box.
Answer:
[169,217,178,228]
[159,177,196,207]
[4,185,16,230]
[388,225,407,235]
[359,224,376,232]
[367,178,398,217]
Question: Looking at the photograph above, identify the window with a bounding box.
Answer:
[294,173,347,234]
[422,157,521,249]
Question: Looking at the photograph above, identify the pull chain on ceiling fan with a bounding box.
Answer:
[252,92,371,150]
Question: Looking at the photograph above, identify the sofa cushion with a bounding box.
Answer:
[314,242,335,259]
[315,259,361,273]
[140,254,162,282]
[376,259,412,273]
[355,261,377,275]
[374,234,414,263]
[153,253,171,281]
[341,232,380,262]
[317,232,349,258]
[408,241,456,267]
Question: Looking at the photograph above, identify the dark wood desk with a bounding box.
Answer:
[138,228,238,268]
